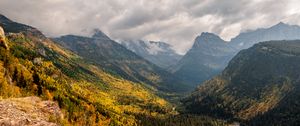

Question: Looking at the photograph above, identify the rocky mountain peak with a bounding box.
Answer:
[271,22,288,28]
[92,29,110,40]
[192,32,226,49]
[199,32,220,38]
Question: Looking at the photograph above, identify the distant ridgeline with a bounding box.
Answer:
[171,22,300,89]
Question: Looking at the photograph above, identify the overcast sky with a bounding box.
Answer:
[1,0,300,54]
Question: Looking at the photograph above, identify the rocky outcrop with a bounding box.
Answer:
[0,97,63,126]
[0,26,8,49]
[0,26,4,37]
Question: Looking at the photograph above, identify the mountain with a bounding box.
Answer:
[0,14,179,125]
[53,31,190,93]
[0,15,45,39]
[182,40,300,125]
[0,14,229,126]
[230,22,300,50]
[92,29,110,40]
[121,40,182,69]
[171,32,235,88]
[172,22,300,88]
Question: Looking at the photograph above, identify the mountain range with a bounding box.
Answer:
[172,22,300,88]
[0,14,194,125]
[230,22,300,50]
[53,30,190,93]
[2,11,300,126]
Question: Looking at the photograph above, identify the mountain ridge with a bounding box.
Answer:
[53,31,191,93]
[0,14,180,125]
[172,22,300,88]
[182,40,300,125]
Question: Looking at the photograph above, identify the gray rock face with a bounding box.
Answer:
[121,40,182,69]
[172,32,235,87]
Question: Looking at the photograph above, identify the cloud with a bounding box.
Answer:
[0,0,299,54]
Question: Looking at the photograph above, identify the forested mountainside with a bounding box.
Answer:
[3,10,300,126]
[0,14,177,125]
[53,32,191,93]
[0,14,229,125]
[2,0,300,125]
[182,40,300,125]
[121,40,182,69]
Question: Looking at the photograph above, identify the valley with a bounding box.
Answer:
[1,2,300,125]
[0,14,229,125]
